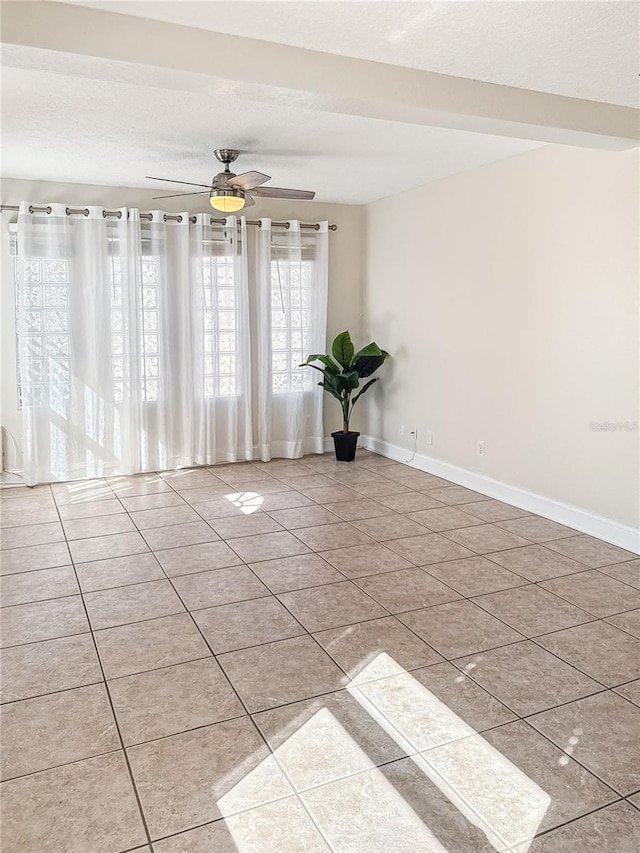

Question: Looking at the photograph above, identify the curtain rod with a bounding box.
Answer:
[0,205,337,231]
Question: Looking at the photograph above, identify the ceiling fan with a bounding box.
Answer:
[146,149,315,213]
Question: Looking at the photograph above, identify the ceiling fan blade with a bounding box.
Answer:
[151,191,212,199]
[146,175,213,189]
[251,186,315,200]
[242,194,256,208]
[227,171,271,190]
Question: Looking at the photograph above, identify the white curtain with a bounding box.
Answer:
[256,218,328,460]
[189,214,252,465]
[16,204,252,484]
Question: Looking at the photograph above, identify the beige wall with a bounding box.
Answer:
[365,145,639,528]
[0,178,365,462]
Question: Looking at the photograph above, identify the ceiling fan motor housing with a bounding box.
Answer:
[214,149,240,167]
[212,171,238,189]
[212,149,241,191]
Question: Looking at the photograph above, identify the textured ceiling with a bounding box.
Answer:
[0,61,542,203]
[3,0,634,200]
[72,0,639,108]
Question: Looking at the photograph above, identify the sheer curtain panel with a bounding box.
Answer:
[256,219,329,460]
[189,214,252,465]
[16,203,132,484]
[15,205,252,484]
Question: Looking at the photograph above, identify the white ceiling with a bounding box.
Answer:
[74,0,639,108]
[1,1,635,202]
[0,59,542,203]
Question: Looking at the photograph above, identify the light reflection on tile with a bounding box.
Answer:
[255,694,406,791]
[3,452,636,852]
[224,797,330,852]
[217,650,551,852]
[417,734,550,849]
[301,761,456,853]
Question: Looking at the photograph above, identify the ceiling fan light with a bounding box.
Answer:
[209,189,245,213]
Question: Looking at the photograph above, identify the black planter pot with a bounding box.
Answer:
[332,430,360,462]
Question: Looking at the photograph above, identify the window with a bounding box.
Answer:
[202,251,238,398]
[110,254,162,403]
[14,248,71,414]
[13,218,326,417]
[270,256,314,394]
[139,258,161,402]
[14,226,244,408]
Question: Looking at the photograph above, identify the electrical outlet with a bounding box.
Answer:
[478,440,486,457]
[400,425,405,437]
[426,431,433,446]
[409,427,418,441]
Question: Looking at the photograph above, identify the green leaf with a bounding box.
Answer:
[302,354,340,374]
[302,363,328,376]
[352,342,382,360]
[332,331,355,369]
[322,372,341,396]
[317,355,341,374]
[352,349,388,378]
[318,380,342,402]
[336,371,360,393]
[352,376,379,405]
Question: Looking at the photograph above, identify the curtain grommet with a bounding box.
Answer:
[117,211,123,219]
[163,214,167,222]
[314,224,320,231]
[177,215,183,223]
[65,207,71,216]
[285,222,290,229]
[28,204,34,214]
[46,206,52,215]
[148,213,154,221]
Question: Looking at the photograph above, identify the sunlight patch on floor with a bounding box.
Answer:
[225,491,264,515]
[218,652,550,851]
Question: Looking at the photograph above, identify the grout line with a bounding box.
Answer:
[3,551,638,666]
[1,745,123,784]
[515,716,630,800]
[151,567,338,848]
[530,581,640,617]
[601,619,640,643]
[47,493,156,850]
[0,627,90,651]
[3,453,639,849]
[505,797,625,847]
[0,650,625,799]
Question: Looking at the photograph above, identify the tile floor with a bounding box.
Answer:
[1,450,639,852]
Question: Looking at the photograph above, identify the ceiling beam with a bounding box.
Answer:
[2,1,638,151]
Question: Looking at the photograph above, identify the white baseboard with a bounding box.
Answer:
[360,434,640,555]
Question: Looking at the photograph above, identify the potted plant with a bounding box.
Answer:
[300,331,388,462]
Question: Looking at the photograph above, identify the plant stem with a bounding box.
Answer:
[342,393,350,433]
